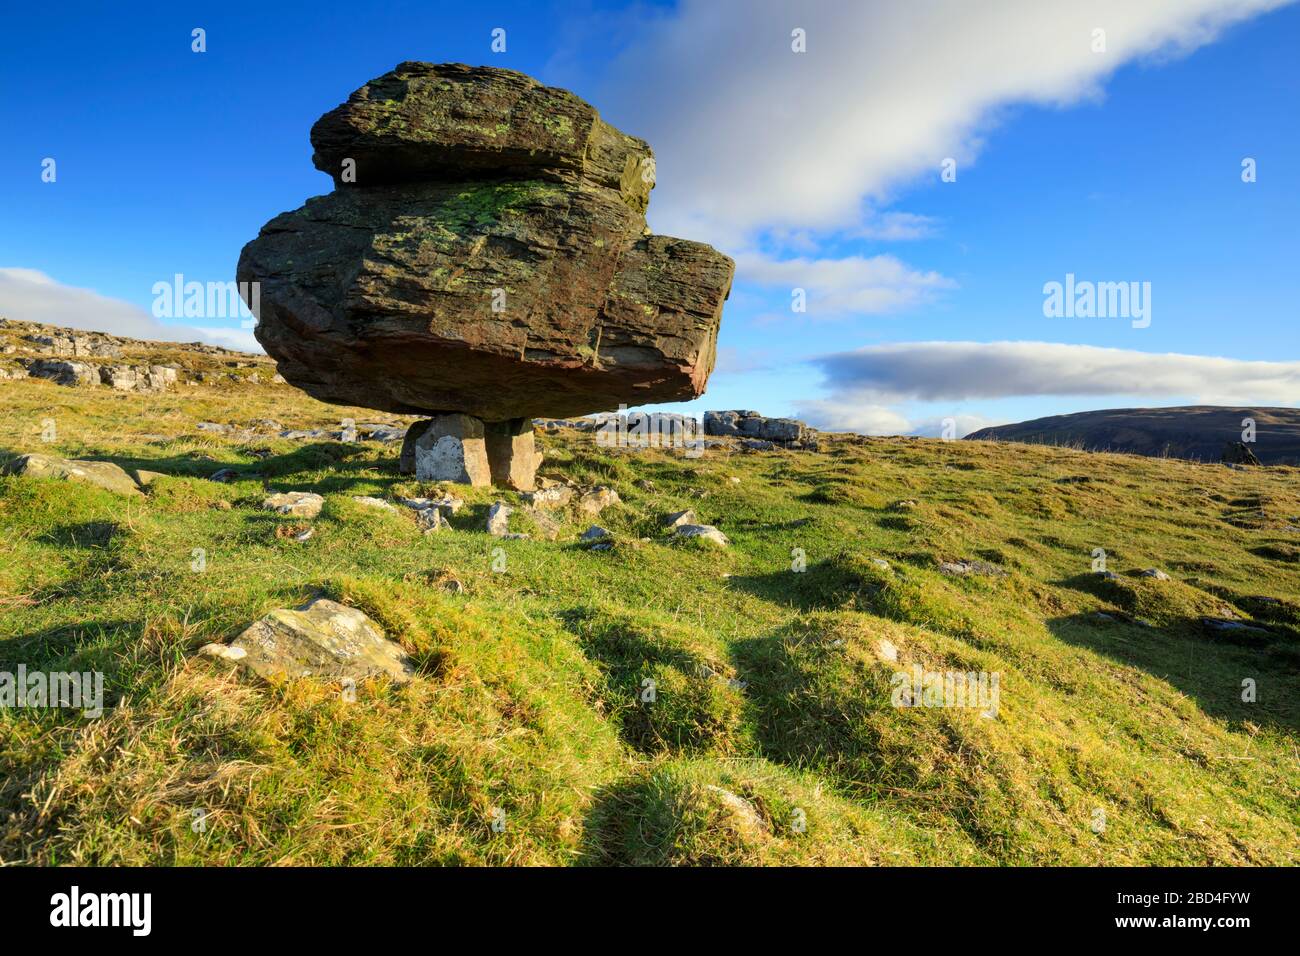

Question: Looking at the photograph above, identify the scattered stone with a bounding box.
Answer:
[1094,570,1119,581]
[441,578,465,594]
[224,596,415,684]
[1138,568,1171,581]
[197,422,233,434]
[580,525,612,541]
[635,479,656,492]
[939,559,1006,578]
[740,439,776,451]
[520,485,574,510]
[661,509,698,528]
[263,491,325,518]
[1200,617,1271,638]
[870,558,892,571]
[1092,612,1117,622]
[416,507,449,533]
[486,501,513,537]
[579,486,620,515]
[727,476,741,484]
[198,642,247,662]
[210,468,240,483]
[1,453,143,496]
[1221,441,1262,466]
[876,638,899,663]
[674,524,729,547]
[894,499,918,510]
[352,495,397,512]
[280,429,330,441]
[275,524,315,542]
[521,507,561,541]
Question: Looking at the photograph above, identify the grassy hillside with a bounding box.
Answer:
[1,372,1297,866]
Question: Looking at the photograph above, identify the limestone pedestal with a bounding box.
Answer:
[400,414,542,489]
[485,418,544,492]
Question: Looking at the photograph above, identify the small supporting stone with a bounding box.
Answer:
[484,418,544,491]
[401,413,492,486]
[400,415,542,489]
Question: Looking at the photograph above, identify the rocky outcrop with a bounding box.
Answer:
[238,63,733,491]
[1222,441,1262,466]
[26,330,122,358]
[704,410,811,444]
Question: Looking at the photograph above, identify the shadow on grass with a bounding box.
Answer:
[1047,611,1300,735]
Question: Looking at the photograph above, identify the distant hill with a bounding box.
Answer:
[965,406,1300,466]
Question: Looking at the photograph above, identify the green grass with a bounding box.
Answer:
[1,374,1297,865]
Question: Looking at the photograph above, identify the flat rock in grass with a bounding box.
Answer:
[580,525,611,541]
[701,785,767,839]
[352,495,397,512]
[225,596,415,684]
[661,508,697,528]
[399,493,463,516]
[674,523,729,547]
[939,559,1006,578]
[1138,568,1171,581]
[579,485,620,515]
[522,507,561,541]
[133,469,169,487]
[263,491,325,518]
[210,468,240,483]
[1,453,143,496]
[1200,617,1270,637]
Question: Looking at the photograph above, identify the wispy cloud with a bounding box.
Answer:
[0,268,261,352]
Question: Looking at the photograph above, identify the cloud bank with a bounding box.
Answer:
[0,268,262,353]
[813,341,1300,405]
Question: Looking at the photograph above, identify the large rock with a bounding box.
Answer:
[238,62,733,424]
[1,453,143,496]
[224,597,415,684]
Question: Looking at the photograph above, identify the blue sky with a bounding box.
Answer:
[1,0,1297,433]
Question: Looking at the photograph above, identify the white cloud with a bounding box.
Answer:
[813,341,1300,405]
[735,251,954,316]
[792,399,913,435]
[600,0,1290,245]
[0,268,262,353]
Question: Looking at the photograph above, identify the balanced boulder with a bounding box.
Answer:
[239,62,734,490]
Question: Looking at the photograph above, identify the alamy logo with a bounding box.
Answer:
[0,666,103,718]
[1042,273,1151,328]
[50,886,151,936]
[595,405,704,458]
[891,665,1001,717]
[152,273,260,326]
